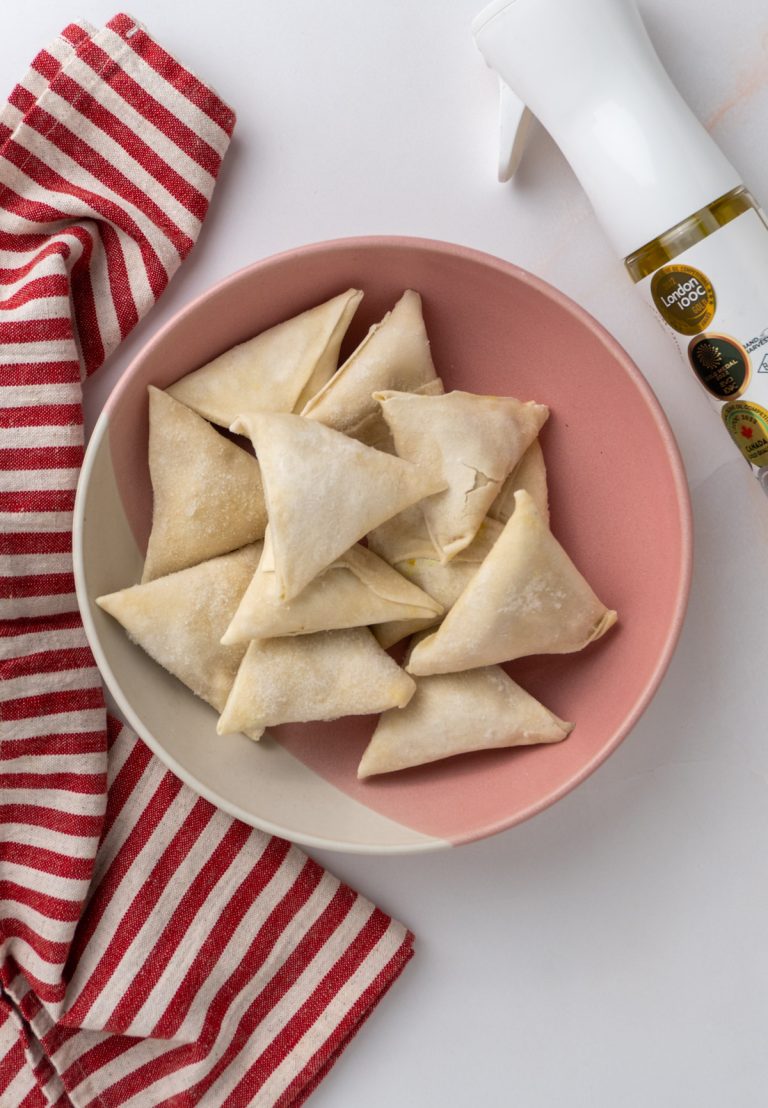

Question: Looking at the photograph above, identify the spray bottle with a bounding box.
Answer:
[473,0,768,487]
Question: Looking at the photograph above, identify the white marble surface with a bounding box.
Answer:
[6,1,768,1104]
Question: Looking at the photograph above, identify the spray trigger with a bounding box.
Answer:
[497,80,533,182]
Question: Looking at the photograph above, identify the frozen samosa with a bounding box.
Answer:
[166,289,363,427]
[97,545,262,731]
[366,502,438,567]
[217,627,416,735]
[302,289,444,447]
[222,542,443,644]
[407,490,617,675]
[358,668,572,777]
[376,389,548,561]
[368,507,502,649]
[366,377,445,454]
[489,438,549,526]
[232,412,446,601]
[142,387,267,582]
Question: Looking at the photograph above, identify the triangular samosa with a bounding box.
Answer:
[217,627,416,735]
[166,289,363,427]
[232,412,446,601]
[302,289,443,446]
[358,668,572,777]
[368,507,502,649]
[376,390,548,561]
[142,387,267,582]
[97,545,262,731]
[222,542,443,644]
[489,438,549,526]
[407,491,617,675]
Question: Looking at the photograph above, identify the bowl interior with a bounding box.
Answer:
[75,237,691,853]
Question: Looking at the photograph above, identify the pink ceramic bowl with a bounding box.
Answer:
[74,236,692,853]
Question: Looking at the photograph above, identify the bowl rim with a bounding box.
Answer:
[73,233,694,854]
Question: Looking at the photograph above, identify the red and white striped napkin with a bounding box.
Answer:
[0,15,413,1106]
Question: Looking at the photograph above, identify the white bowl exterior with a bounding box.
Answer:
[72,235,692,855]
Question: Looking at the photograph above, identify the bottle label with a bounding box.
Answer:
[639,207,768,476]
[651,264,716,335]
[721,401,768,467]
[687,333,750,399]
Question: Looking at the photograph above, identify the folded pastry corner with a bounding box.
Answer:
[142,387,267,582]
[301,289,443,445]
[369,509,503,650]
[231,411,446,601]
[372,613,439,653]
[358,667,572,777]
[221,542,443,644]
[407,490,617,675]
[376,389,548,562]
[97,544,262,722]
[166,288,362,427]
[217,627,417,736]
[488,437,549,526]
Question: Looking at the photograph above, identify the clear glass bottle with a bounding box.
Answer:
[627,188,768,476]
[625,188,762,282]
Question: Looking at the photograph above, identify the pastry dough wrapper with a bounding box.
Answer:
[369,509,503,649]
[167,289,362,427]
[302,289,443,447]
[97,545,264,739]
[222,541,443,644]
[358,668,572,777]
[376,389,548,562]
[142,387,267,582]
[489,438,549,526]
[233,411,446,601]
[407,490,617,675]
[217,628,416,735]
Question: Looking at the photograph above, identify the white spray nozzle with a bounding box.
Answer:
[473,0,742,258]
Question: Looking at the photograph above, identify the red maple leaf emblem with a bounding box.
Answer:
[740,424,754,439]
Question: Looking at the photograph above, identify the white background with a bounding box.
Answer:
[7,1,768,1104]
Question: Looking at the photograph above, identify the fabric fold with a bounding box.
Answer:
[0,16,412,1108]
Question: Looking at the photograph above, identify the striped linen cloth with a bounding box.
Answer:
[0,15,413,1106]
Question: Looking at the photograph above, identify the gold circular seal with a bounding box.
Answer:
[651,264,716,336]
[721,400,768,468]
